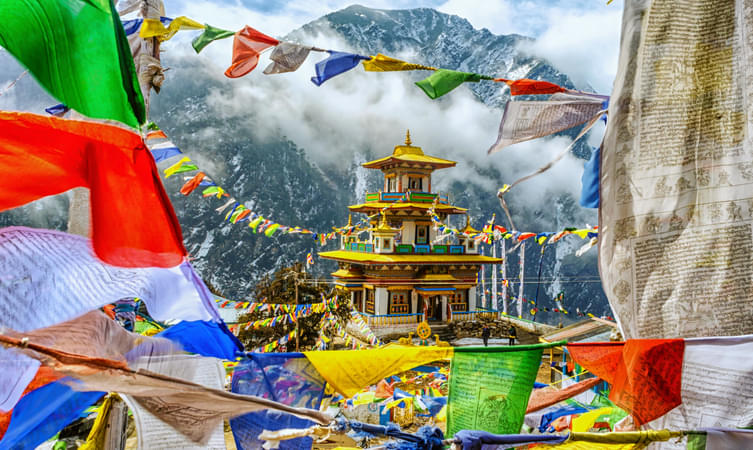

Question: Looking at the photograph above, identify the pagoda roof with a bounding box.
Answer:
[319,250,502,265]
[362,130,456,170]
[331,268,363,279]
[348,202,466,214]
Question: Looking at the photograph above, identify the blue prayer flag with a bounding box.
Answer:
[230,353,327,449]
[311,51,369,86]
[158,320,242,360]
[0,380,103,449]
[579,146,600,208]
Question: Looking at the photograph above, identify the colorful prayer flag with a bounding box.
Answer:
[263,42,315,74]
[0,0,145,128]
[362,53,436,72]
[139,16,204,41]
[567,340,684,426]
[192,24,235,53]
[494,78,569,96]
[415,69,491,99]
[0,112,186,267]
[225,26,279,78]
[447,345,546,437]
[310,51,370,86]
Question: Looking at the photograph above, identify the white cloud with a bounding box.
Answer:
[519,3,623,93]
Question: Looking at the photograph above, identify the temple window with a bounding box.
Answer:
[415,225,429,244]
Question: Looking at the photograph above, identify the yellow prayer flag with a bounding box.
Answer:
[572,229,591,239]
[303,346,452,397]
[140,16,205,41]
[163,156,192,177]
[571,407,613,432]
[362,53,437,72]
[79,395,116,450]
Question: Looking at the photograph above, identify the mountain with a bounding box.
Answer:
[0,5,609,324]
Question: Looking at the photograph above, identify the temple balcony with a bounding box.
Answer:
[344,240,465,255]
[364,191,450,204]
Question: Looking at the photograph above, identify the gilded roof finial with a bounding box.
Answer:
[380,210,388,227]
[405,129,412,146]
[347,214,352,227]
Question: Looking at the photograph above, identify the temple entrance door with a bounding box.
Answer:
[419,295,442,321]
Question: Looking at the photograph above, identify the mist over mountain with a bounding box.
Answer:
[0,5,609,322]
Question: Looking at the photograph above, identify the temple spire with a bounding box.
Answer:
[405,129,412,146]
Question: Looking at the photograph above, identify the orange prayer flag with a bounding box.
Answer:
[495,78,568,96]
[180,171,206,196]
[225,26,279,78]
[567,340,684,425]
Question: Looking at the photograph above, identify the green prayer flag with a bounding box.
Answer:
[686,434,707,450]
[415,69,491,99]
[192,24,235,54]
[447,345,544,437]
[172,164,199,175]
[0,0,145,128]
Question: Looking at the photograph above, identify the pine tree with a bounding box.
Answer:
[236,263,351,350]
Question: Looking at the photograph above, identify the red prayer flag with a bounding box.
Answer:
[146,130,168,140]
[0,112,186,268]
[224,26,280,78]
[180,171,206,196]
[567,339,684,425]
[495,78,568,96]
[518,232,536,241]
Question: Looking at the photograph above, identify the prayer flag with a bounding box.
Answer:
[164,157,199,177]
[447,345,546,437]
[567,340,684,425]
[44,103,69,117]
[495,78,569,96]
[526,377,602,413]
[362,53,436,72]
[310,51,370,86]
[415,69,491,99]
[487,93,606,154]
[0,0,145,128]
[580,146,600,208]
[147,141,183,162]
[139,16,204,41]
[180,172,206,195]
[0,380,103,449]
[231,353,327,449]
[0,112,186,267]
[192,24,235,53]
[263,42,315,74]
[225,26,279,78]
[303,347,453,397]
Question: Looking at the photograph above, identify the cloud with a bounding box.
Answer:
[519,3,623,93]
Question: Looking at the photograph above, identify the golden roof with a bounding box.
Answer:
[373,211,397,234]
[348,202,466,214]
[362,130,457,170]
[331,268,363,279]
[462,214,479,234]
[319,250,502,265]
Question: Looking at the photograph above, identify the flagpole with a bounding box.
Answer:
[501,238,508,314]
[491,240,497,311]
[517,243,525,318]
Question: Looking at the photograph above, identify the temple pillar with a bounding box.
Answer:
[441,295,448,321]
[411,290,418,315]
[468,286,477,311]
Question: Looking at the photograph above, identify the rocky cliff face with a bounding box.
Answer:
[0,5,610,323]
